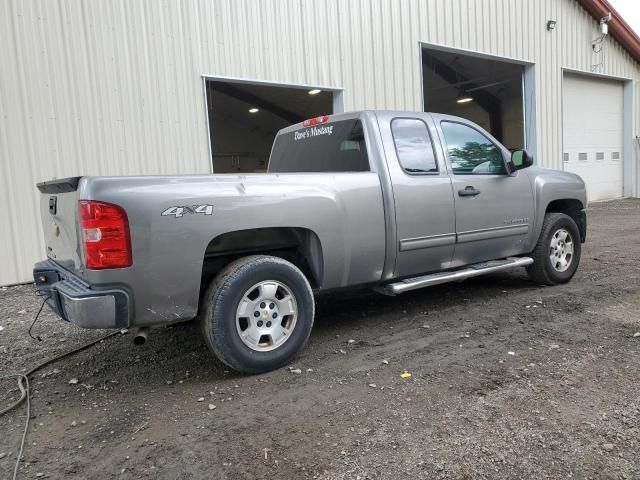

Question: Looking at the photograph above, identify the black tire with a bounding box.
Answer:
[527,212,582,285]
[201,255,314,374]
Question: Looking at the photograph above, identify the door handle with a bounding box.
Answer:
[458,186,481,197]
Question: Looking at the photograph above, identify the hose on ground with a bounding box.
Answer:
[1,330,122,480]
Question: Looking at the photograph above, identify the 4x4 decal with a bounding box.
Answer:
[161,205,213,218]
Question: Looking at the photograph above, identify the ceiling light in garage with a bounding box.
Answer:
[456,96,473,104]
[308,89,321,95]
[248,107,259,113]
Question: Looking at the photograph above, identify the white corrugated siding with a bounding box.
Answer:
[0,0,638,285]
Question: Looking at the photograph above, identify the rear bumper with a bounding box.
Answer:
[33,259,130,329]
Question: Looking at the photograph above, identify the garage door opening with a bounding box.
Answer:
[422,48,525,151]
[205,80,337,173]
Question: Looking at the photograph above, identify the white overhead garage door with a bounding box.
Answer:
[562,73,624,201]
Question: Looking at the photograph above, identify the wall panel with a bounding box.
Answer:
[0,0,638,284]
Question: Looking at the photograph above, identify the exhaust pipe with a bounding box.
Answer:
[132,327,149,345]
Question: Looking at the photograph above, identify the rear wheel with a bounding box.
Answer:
[201,255,314,374]
[527,213,581,285]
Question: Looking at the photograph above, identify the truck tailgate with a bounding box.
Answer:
[37,177,83,274]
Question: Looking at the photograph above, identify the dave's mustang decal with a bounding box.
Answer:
[161,205,213,218]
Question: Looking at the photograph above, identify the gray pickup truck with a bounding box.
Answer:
[34,111,587,373]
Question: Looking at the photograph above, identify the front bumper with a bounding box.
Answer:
[33,259,130,328]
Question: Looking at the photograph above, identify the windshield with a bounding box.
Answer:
[268,119,369,173]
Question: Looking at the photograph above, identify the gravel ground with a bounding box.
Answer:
[1,198,639,479]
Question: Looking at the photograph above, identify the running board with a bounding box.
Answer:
[377,256,534,295]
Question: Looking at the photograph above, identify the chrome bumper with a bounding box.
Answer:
[33,259,130,329]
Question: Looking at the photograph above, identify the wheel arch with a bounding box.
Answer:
[544,198,587,242]
[200,227,324,295]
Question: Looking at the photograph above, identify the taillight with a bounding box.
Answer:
[79,200,132,269]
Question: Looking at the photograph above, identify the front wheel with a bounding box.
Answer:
[527,212,582,285]
[201,255,315,374]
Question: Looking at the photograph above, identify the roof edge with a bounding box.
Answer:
[576,0,640,63]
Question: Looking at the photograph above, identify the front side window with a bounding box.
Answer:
[268,119,369,173]
[441,122,506,174]
[391,118,438,174]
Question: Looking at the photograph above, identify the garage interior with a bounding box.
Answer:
[422,48,525,151]
[205,80,334,173]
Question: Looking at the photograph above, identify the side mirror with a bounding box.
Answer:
[508,149,533,173]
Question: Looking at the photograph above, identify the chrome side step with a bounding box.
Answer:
[377,256,534,295]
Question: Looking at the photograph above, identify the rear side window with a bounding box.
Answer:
[391,118,438,174]
[268,119,369,173]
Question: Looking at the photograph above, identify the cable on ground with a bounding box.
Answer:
[1,330,122,480]
[27,295,50,342]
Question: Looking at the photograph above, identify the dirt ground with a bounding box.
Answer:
[1,199,639,480]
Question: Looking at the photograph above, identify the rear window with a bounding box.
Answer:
[268,119,369,172]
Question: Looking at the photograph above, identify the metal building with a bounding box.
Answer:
[1,0,639,286]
